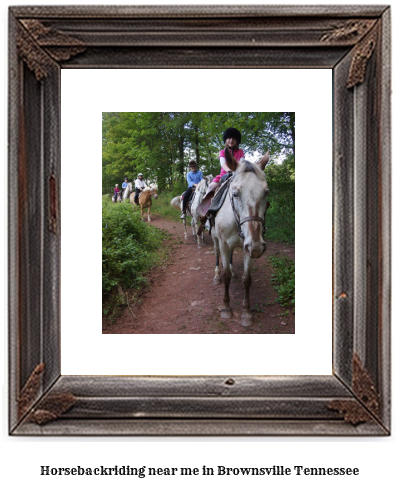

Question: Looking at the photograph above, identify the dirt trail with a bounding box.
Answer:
[102,215,295,334]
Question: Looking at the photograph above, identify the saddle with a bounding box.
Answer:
[207,177,232,218]
[136,189,146,205]
[197,175,233,235]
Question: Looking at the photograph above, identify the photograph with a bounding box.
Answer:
[101,112,295,335]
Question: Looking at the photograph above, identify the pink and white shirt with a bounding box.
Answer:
[213,148,245,182]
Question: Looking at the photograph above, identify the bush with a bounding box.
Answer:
[264,155,295,244]
[102,197,165,297]
[268,255,295,307]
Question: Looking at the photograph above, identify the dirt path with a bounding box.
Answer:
[102,215,295,334]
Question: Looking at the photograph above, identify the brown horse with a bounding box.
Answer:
[130,186,158,222]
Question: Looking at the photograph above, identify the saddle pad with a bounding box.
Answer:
[207,177,232,218]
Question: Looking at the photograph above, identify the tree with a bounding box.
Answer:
[102,112,295,194]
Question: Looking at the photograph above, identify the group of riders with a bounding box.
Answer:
[113,127,244,216]
[113,173,147,205]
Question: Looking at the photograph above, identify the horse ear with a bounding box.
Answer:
[225,148,239,172]
[257,151,270,170]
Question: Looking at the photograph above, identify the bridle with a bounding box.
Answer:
[228,177,267,239]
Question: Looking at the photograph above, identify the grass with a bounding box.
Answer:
[151,188,184,222]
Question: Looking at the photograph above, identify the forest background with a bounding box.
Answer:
[102,112,295,243]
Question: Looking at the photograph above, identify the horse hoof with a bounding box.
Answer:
[241,315,253,327]
[213,278,221,286]
[221,309,233,319]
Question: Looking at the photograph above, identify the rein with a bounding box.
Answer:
[228,177,266,239]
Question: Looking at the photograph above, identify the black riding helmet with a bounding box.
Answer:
[223,127,241,145]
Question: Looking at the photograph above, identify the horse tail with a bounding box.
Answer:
[170,196,181,210]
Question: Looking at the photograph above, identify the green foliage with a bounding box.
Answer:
[102,197,166,298]
[265,154,295,243]
[102,112,295,194]
[268,255,295,307]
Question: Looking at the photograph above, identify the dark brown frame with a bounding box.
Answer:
[9,5,391,436]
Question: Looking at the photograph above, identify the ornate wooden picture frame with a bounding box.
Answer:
[9,5,391,436]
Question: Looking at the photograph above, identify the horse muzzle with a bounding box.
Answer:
[244,240,266,258]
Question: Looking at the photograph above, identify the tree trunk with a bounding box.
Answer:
[289,112,295,157]
[195,125,200,164]
[178,135,185,177]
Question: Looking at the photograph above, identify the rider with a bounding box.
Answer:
[121,177,128,198]
[113,184,121,201]
[134,173,147,205]
[180,160,204,219]
[197,127,245,218]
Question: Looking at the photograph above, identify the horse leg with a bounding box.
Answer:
[220,243,233,319]
[182,216,188,240]
[191,217,197,244]
[230,250,235,279]
[241,254,254,327]
[193,217,202,248]
[212,236,222,286]
[147,205,151,222]
[140,205,144,221]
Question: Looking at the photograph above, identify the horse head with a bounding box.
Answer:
[150,186,158,199]
[225,148,270,258]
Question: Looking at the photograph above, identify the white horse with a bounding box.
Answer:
[212,149,270,327]
[122,182,133,201]
[171,175,213,248]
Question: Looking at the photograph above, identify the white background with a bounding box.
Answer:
[61,68,332,376]
[1,1,398,491]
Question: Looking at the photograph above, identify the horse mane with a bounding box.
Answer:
[236,160,265,178]
[196,178,209,191]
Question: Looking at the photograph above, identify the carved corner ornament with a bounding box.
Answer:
[328,354,380,425]
[18,363,45,419]
[320,19,376,44]
[17,19,85,81]
[346,27,378,88]
[320,20,378,89]
[18,363,76,425]
[27,392,77,425]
